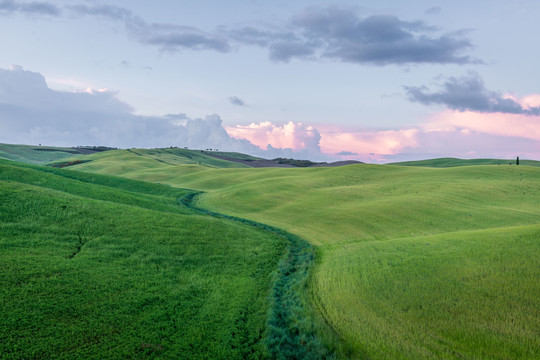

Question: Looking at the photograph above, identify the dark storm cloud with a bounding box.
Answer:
[232,6,478,65]
[229,96,245,106]
[405,71,540,115]
[0,0,60,16]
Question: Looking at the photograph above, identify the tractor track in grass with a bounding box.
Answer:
[180,191,334,360]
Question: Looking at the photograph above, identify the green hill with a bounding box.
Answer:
[49,148,252,172]
[5,145,540,359]
[0,143,254,169]
[0,159,288,359]
[389,157,540,167]
[0,143,116,165]
[68,153,540,359]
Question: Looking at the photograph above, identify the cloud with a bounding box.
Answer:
[233,5,477,65]
[0,0,60,16]
[69,4,230,53]
[0,66,324,160]
[3,66,539,163]
[319,114,540,163]
[226,121,321,153]
[0,66,254,150]
[405,71,540,115]
[319,126,419,161]
[3,2,476,65]
[383,128,540,163]
[229,96,246,106]
[425,6,441,15]
[67,4,132,21]
[426,108,540,141]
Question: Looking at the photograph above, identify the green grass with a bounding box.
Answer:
[0,143,91,165]
[314,225,540,359]
[201,150,262,161]
[182,193,333,359]
[0,159,287,359]
[48,148,251,171]
[389,157,540,167]
[69,153,540,359]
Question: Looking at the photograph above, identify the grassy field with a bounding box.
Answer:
[389,157,540,167]
[0,159,290,359]
[66,154,540,359]
[0,143,96,165]
[48,148,251,171]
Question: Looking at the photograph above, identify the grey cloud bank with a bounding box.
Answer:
[272,7,477,65]
[231,6,478,65]
[0,67,248,150]
[69,3,230,53]
[0,67,331,160]
[3,1,478,65]
[405,71,540,115]
[0,0,60,16]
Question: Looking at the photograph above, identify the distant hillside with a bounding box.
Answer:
[0,143,116,165]
[1,143,363,169]
[0,143,254,169]
[47,148,252,177]
[205,151,364,168]
[200,150,262,161]
[389,157,540,167]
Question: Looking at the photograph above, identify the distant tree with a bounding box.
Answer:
[516,156,520,165]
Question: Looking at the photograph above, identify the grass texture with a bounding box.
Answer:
[0,143,88,165]
[389,157,540,167]
[0,159,286,359]
[67,153,540,359]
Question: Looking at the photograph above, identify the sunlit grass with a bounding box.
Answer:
[0,160,284,359]
[71,154,540,359]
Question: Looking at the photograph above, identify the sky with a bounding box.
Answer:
[1,0,539,162]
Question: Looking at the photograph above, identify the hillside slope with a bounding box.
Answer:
[0,143,114,165]
[0,159,286,359]
[389,157,540,167]
[51,147,252,171]
[68,155,540,359]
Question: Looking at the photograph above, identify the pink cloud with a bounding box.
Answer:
[225,121,320,151]
[520,94,540,108]
[427,110,540,141]
[226,121,421,162]
[318,127,419,161]
[224,93,540,162]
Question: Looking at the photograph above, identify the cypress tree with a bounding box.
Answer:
[517,156,520,165]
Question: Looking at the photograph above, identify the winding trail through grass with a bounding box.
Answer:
[180,191,333,359]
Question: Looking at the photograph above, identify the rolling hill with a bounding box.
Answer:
[0,159,302,359]
[389,157,540,167]
[62,150,540,359]
[2,143,539,359]
[0,143,116,165]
